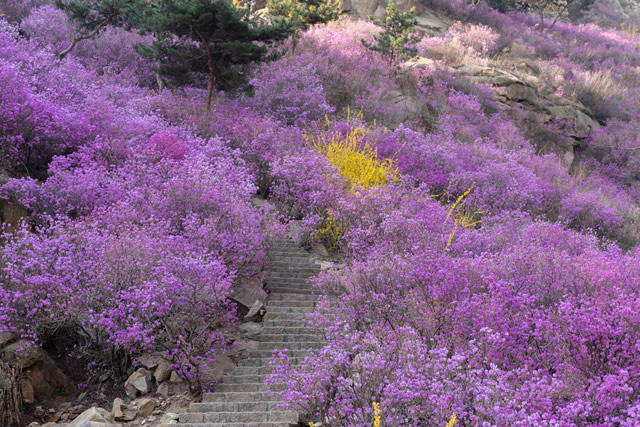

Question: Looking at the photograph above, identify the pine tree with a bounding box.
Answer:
[267,0,341,32]
[133,0,294,109]
[512,0,577,31]
[55,0,139,58]
[362,1,421,64]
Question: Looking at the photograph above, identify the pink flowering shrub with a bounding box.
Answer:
[586,118,640,196]
[420,21,499,65]
[0,61,93,179]
[147,132,188,161]
[1,135,266,388]
[0,0,49,22]
[292,19,403,122]
[4,1,640,421]
[20,6,154,84]
[270,203,640,425]
[248,59,334,126]
[20,5,73,53]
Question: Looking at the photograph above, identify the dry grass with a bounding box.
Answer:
[570,70,628,122]
[0,362,23,427]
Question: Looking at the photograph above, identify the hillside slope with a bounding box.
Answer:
[2,0,640,425]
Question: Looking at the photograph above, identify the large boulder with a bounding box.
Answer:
[239,322,263,337]
[2,341,74,401]
[231,278,268,317]
[124,368,153,399]
[415,10,450,36]
[154,358,172,383]
[342,0,423,16]
[136,397,156,417]
[244,300,266,322]
[199,354,236,385]
[0,199,28,229]
[546,104,600,139]
[112,398,137,422]
[67,407,116,427]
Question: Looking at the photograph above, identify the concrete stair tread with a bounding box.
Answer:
[177,239,328,427]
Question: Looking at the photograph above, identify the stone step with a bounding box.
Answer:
[263,319,311,328]
[270,262,320,269]
[268,271,318,278]
[269,269,320,276]
[232,366,275,376]
[178,423,291,427]
[269,249,308,256]
[267,293,319,302]
[257,341,324,351]
[267,279,314,287]
[214,383,285,393]
[258,333,322,343]
[247,349,318,359]
[263,312,309,321]
[269,253,312,260]
[267,306,314,314]
[202,391,281,403]
[236,358,268,367]
[269,242,307,253]
[270,259,319,266]
[190,401,288,413]
[238,356,308,367]
[267,287,317,295]
[223,375,268,384]
[267,299,316,308]
[262,326,321,335]
[180,410,296,423]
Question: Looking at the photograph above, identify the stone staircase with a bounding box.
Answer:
[177,240,324,427]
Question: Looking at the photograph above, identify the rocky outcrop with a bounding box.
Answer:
[342,0,423,18]
[342,0,450,35]
[406,60,600,167]
[1,339,74,403]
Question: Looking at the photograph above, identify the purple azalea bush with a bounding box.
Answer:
[2,0,640,422]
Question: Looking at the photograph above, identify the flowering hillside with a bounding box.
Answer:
[2,0,640,425]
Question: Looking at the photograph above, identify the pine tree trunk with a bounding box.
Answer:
[195,30,215,111]
[206,67,215,111]
[58,17,111,59]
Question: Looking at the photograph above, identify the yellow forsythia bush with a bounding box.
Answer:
[308,117,397,192]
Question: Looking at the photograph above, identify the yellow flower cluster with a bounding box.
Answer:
[445,413,457,427]
[439,183,482,249]
[308,116,397,193]
[314,211,343,251]
[373,401,381,427]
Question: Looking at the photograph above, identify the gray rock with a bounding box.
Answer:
[137,354,162,370]
[154,358,172,383]
[244,300,265,322]
[547,105,600,138]
[169,371,182,383]
[160,413,179,424]
[506,83,537,103]
[136,397,156,417]
[239,322,263,337]
[312,242,330,257]
[0,331,15,349]
[231,279,268,315]
[415,11,449,35]
[67,407,114,427]
[156,383,169,398]
[125,368,153,399]
[112,398,136,422]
